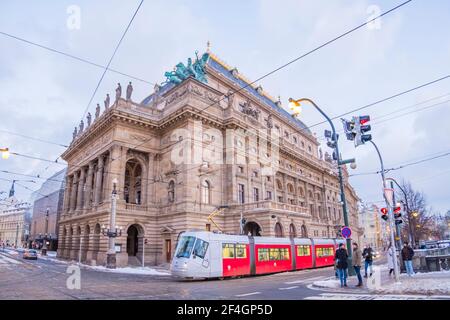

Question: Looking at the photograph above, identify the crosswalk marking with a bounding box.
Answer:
[235,292,261,297]
[285,276,327,284]
[278,286,299,290]
[0,253,22,265]
[305,293,450,300]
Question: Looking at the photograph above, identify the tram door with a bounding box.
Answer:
[191,237,212,277]
[165,239,172,262]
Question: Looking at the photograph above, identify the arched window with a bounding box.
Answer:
[289,224,296,238]
[308,190,313,199]
[275,222,283,238]
[287,183,294,194]
[168,181,175,203]
[202,180,211,204]
[301,224,308,238]
[299,187,304,197]
[276,179,283,190]
[124,159,142,204]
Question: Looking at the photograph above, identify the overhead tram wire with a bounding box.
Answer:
[316,95,450,142]
[8,0,414,188]
[90,0,415,172]
[34,0,145,181]
[0,31,154,85]
[78,0,145,122]
[349,150,450,177]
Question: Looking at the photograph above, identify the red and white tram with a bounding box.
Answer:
[170,230,345,279]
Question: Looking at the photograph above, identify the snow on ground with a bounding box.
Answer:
[374,271,450,295]
[313,279,342,289]
[87,265,171,276]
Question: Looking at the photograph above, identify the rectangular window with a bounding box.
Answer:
[205,224,211,231]
[253,187,259,202]
[193,239,209,259]
[297,245,311,256]
[236,244,247,258]
[237,166,244,173]
[316,247,334,257]
[238,184,245,204]
[258,248,269,262]
[266,191,272,200]
[222,243,235,258]
[278,196,283,203]
[268,248,290,261]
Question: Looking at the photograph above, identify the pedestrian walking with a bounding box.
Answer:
[352,242,363,287]
[387,243,396,276]
[335,243,348,287]
[362,244,374,278]
[401,241,415,276]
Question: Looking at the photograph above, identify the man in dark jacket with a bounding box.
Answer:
[335,243,348,287]
[362,244,373,278]
[401,242,415,276]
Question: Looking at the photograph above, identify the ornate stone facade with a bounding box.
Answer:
[57,51,361,267]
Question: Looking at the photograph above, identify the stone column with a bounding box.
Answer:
[76,168,86,211]
[94,156,104,206]
[63,175,73,214]
[69,172,79,213]
[84,162,95,209]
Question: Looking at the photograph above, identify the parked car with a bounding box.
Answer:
[23,249,38,260]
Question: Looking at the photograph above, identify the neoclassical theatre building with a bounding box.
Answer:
[57,49,362,267]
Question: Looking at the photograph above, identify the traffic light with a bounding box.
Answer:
[394,204,403,225]
[380,207,388,221]
[341,118,356,141]
[353,115,372,147]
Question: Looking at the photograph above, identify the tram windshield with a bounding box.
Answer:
[176,236,196,258]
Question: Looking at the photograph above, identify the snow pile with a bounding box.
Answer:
[313,279,342,289]
[4,249,18,255]
[87,265,171,276]
[374,271,450,295]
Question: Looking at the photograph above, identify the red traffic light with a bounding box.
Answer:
[359,115,370,125]
[394,206,401,213]
[381,208,388,214]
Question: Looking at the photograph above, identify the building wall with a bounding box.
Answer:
[0,201,30,247]
[57,53,361,266]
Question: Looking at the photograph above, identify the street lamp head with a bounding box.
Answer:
[112,178,118,185]
[288,98,302,117]
[1,148,10,160]
[350,162,357,170]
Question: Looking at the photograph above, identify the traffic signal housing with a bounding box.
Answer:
[380,207,388,221]
[394,204,403,225]
[353,115,372,147]
[341,118,356,141]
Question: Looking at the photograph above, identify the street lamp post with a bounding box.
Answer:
[102,178,122,269]
[41,208,50,256]
[369,140,400,282]
[289,98,355,275]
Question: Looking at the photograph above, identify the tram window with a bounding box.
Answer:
[258,248,269,262]
[193,239,209,259]
[176,236,196,258]
[316,247,333,257]
[280,248,290,260]
[236,244,247,258]
[297,245,311,256]
[222,243,235,258]
[268,248,290,261]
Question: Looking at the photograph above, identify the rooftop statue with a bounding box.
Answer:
[163,51,210,85]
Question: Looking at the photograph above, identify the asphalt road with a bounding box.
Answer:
[0,250,448,300]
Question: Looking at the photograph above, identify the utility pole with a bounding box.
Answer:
[369,140,400,282]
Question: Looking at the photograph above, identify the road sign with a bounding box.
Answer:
[341,226,352,239]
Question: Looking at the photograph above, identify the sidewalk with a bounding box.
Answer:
[312,265,450,296]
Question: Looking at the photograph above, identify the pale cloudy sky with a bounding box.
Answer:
[0,0,449,213]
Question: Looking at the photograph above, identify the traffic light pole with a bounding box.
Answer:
[390,181,403,249]
[369,140,400,282]
[386,177,415,247]
[295,98,354,275]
